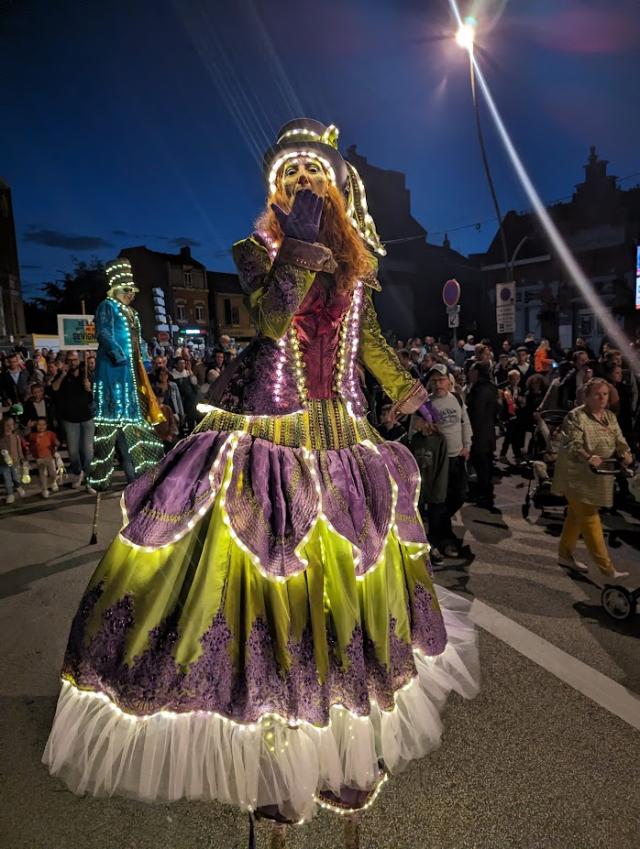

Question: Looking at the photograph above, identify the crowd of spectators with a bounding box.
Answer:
[0,337,241,503]
[371,330,640,564]
[2,328,639,573]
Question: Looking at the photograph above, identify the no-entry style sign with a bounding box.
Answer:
[442,278,461,307]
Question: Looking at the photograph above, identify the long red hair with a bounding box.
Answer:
[255,181,375,293]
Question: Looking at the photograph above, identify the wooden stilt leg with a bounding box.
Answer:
[344,814,361,849]
[89,492,101,545]
[270,823,287,849]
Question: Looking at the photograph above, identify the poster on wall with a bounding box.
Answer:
[57,314,98,350]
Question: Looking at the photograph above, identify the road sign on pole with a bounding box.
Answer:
[496,282,516,334]
[443,279,462,342]
[442,278,461,307]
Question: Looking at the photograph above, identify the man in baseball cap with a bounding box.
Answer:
[426,364,473,558]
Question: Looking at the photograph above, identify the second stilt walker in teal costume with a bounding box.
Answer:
[44,120,480,848]
[87,259,165,490]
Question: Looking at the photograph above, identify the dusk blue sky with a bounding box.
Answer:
[2,0,640,300]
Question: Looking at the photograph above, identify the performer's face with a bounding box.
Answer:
[280,157,328,202]
[116,288,136,305]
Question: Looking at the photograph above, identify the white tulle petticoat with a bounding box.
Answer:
[43,587,479,822]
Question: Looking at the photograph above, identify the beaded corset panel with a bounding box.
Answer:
[291,274,351,400]
[217,273,368,419]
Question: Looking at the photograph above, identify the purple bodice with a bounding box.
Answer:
[215,264,368,417]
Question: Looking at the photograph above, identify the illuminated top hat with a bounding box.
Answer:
[105,258,139,295]
[263,118,386,255]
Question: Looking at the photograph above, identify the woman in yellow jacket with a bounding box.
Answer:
[552,377,632,577]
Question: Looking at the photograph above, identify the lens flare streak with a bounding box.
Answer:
[448,0,639,371]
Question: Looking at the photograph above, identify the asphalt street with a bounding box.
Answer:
[1,462,639,849]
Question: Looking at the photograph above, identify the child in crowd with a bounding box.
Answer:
[153,388,180,453]
[0,417,27,504]
[28,417,60,498]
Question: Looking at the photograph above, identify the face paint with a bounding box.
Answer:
[280,157,328,200]
[115,288,136,305]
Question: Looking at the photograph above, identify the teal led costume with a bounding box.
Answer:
[88,259,164,490]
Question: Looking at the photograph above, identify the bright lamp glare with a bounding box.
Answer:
[455,19,476,50]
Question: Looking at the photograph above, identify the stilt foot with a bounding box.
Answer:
[344,814,360,849]
[270,823,287,849]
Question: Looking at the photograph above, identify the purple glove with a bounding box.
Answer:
[271,189,323,242]
[417,401,441,424]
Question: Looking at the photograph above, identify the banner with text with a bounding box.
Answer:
[57,314,98,350]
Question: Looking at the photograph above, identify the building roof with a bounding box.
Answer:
[207,270,243,294]
[346,146,427,242]
[120,245,205,269]
[482,148,640,265]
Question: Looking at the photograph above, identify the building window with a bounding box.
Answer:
[184,271,192,287]
[223,298,240,326]
[195,303,205,322]
[176,302,186,321]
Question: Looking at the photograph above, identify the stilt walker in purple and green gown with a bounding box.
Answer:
[44,119,479,847]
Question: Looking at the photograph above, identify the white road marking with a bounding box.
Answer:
[469,597,640,731]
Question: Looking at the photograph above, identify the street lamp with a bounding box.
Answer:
[454,13,509,279]
[455,18,476,52]
[453,5,512,346]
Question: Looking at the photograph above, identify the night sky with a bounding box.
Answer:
[2,0,640,300]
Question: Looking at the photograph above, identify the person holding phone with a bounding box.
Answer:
[51,350,95,491]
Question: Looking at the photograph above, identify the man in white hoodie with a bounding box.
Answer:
[427,364,473,557]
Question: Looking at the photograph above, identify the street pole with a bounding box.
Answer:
[467,48,511,341]
[468,51,510,278]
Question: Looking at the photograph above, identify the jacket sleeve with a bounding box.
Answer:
[232,234,337,340]
[612,415,630,456]
[171,382,185,419]
[564,411,590,462]
[96,300,126,365]
[359,286,428,414]
[461,401,473,450]
[135,313,150,368]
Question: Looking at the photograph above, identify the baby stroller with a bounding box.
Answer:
[599,459,640,621]
[521,410,567,519]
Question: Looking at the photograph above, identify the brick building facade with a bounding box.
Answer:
[0,178,26,341]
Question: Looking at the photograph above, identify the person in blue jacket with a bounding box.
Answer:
[87,258,164,490]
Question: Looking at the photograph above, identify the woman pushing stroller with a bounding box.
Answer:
[552,377,633,579]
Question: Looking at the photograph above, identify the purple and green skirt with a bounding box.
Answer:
[44,404,479,822]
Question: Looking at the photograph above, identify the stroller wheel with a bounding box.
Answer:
[601,585,636,620]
